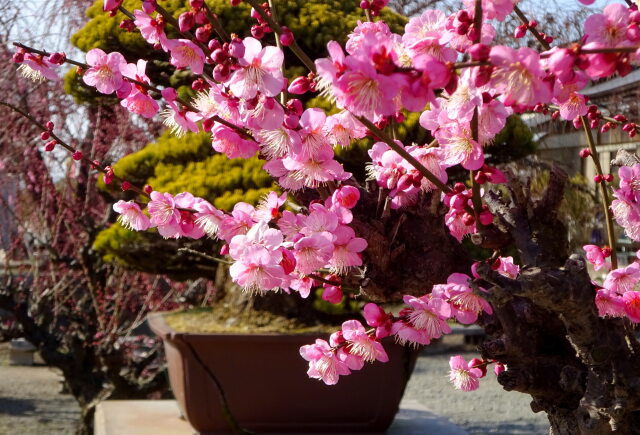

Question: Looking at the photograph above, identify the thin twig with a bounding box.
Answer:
[178,248,232,265]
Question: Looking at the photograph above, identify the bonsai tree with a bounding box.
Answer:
[5,0,640,433]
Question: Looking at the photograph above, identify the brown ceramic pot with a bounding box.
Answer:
[148,313,418,434]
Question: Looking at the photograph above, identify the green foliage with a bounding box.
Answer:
[486,115,537,163]
[104,130,276,210]
[93,221,146,265]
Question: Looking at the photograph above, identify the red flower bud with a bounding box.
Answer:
[72,151,83,161]
[143,184,153,194]
[44,140,56,152]
[280,28,294,47]
[40,131,50,140]
[593,174,603,183]
[604,174,614,182]
[514,24,527,39]
[121,181,132,191]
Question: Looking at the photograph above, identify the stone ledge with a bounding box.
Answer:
[95,399,468,435]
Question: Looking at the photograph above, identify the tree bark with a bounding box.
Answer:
[475,166,640,434]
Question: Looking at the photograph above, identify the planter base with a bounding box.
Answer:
[149,313,418,434]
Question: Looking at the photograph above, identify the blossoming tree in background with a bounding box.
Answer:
[4,0,640,432]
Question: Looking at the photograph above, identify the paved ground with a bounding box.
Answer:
[0,342,80,435]
[0,336,550,435]
[404,335,550,434]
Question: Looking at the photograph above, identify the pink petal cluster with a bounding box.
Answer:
[449,355,483,391]
[596,263,640,321]
[611,164,640,242]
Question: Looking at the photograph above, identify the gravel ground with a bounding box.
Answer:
[0,342,80,435]
[404,335,550,434]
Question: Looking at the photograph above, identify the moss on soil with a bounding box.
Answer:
[164,307,339,335]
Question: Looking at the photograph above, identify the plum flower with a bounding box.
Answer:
[449,355,482,391]
[227,37,284,100]
[584,4,631,47]
[392,295,452,346]
[603,263,640,294]
[494,257,520,279]
[113,200,151,231]
[490,46,551,107]
[595,288,626,318]
[18,53,60,82]
[300,339,350,385]
[229,245,285,292]
[133,9,169,50]
[211,125,259,159]
[432,273,492,324]
[583,245,610,271]
[161,100,200,137]
[82,48,127,94]
[165,39,205,74]
[328,225,367,273]
[623,291,640,323]
[334,56,401,118]
[341,320,388,363]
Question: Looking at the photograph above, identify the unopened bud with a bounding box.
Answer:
[72,151,83,161]
[48,52,66,64]
[593,174,603,183]
[178,11,195,32]
[604,174,614,182]
[40,131,50,140]
[44,140,56,152]
[579,148,591,158]
[514,24,527,39]
[121,181,132,191]
[279,27,294,47]
[45,121,54,130]
[143,184,153,194]
[12,52,24,63]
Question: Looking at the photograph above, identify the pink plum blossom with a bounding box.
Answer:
[623,291,640,323]
[603,263,640,294]
[490,46,551,107]
[113,200,151,231]
[293,233,334,274]
[494,257,520,279]
[363,303,393,339]
[449,355,482,391]
[584,4,631,47]
[134,9,169,50]
[322,284,343,304]
[595,288,626,318]
[328,225,367,273]
[583,245,610,271]
[432,273,492,324]
[324,112,367,147]
[342,320,388,363]
[392,295,452,346]
[227,37,284,99]
[17,53,60,82]
[211,125,259,159]
[165,39,205,74]
[161,100,201,137]
[300,339,350,385]
[82,48,127,95]
[229,245,285,292]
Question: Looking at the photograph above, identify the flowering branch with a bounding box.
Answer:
[0,100,148,198]
[243,0,316,73]
[357,116,452,194]
[580,118,618,269]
